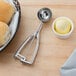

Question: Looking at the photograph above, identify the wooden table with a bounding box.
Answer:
[0,0,76,76]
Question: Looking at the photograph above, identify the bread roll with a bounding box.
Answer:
[0,21,10,46]
[0,0,15,24]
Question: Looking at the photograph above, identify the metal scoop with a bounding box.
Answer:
[15,8,52,64]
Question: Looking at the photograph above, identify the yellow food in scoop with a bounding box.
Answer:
[54,19,71,34]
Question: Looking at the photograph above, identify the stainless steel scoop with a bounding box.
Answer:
[14,8,52,64]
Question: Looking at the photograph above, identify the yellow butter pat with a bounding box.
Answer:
[54,19,71,34]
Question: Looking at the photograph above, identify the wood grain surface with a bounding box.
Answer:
[0,0,76,76]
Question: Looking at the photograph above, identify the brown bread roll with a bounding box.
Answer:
[0,21,10,46]
[0,0,15,24]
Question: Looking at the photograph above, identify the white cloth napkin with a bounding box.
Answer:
[60,49,76,76]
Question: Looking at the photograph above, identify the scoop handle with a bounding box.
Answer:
[14,32,40,64]
[14,22,43,64]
